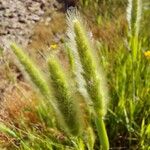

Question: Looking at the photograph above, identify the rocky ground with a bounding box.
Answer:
[0,0,68,101]
[0,0,63,50]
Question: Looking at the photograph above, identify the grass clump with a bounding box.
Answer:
[6,9,109,150]
[0,0,150,149]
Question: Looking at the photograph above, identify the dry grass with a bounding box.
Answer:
[28,11,66,51]
[91,15,127,49]
[0,81,39,124]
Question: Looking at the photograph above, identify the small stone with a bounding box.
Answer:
[0,5,5,10]
[18,17,26,23]
[3,11,13,18]
[28,14,40,22]
[0,29,8,35]
[45,17,51,25]
[37,10,44,16]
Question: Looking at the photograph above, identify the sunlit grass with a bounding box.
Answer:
[0,0,150,149]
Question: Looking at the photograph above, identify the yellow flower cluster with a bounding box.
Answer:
[50,44,57,49]
[144,51,150,58]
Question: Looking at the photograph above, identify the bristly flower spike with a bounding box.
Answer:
[10,43,55,110]
[67,9,108,117]
[67,9,109,150]
[48,57,82,136]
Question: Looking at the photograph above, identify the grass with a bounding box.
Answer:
[0,0,150,149]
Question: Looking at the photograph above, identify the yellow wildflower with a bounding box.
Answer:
[144,50,150,58]
[50,44,58,49]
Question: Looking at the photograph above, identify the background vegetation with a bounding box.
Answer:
[0,0,150,149]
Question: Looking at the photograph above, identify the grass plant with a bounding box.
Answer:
[66,10,109,149]
[0,0,150,149]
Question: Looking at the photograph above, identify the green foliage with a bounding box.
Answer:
[0,123,18,138]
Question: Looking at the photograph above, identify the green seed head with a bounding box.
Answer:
[48,57,82,135]
[10,43,52,99]
[67,10,108,117]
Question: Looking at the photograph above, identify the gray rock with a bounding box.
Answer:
[0,0,55,50]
